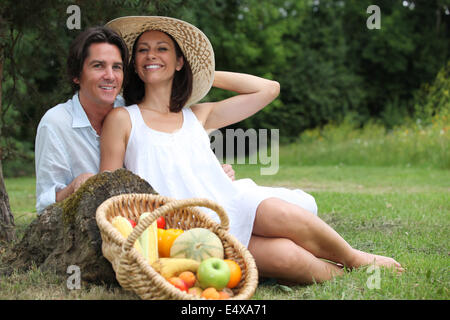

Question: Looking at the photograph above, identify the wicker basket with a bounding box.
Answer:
[96,193,259,300]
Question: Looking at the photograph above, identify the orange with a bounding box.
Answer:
[201,287,220,300]
[224,259,242,288]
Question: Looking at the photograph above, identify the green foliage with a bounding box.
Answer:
[414,60,450,123]
[281,112,449,169]
[1,0,449,175]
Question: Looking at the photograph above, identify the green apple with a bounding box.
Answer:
[196,258,230,290]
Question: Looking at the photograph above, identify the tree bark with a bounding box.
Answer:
[1,169,157,285]
[0,15,17,243]
[0,160,16,243]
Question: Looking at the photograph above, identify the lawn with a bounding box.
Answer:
[1,163,449,300]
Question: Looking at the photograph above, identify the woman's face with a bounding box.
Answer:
[133,30,184,86]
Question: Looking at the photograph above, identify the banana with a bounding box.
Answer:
[151,258,200,279]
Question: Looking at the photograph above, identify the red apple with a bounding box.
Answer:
[168,277,188,292]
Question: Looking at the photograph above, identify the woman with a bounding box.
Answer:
[101,16,404,284]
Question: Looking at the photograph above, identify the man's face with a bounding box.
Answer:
[74,42,124,107]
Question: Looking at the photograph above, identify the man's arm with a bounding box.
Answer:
[55,173,95,202]
[35,123,92,213]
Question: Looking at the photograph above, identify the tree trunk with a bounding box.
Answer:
[1,169,157,285]
[0,160,16,243]
[0,18,17,243]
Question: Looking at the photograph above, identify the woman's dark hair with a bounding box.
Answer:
[67,26,129,93]
[123,31,193,112]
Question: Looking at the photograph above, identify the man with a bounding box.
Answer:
[35,26,234,214]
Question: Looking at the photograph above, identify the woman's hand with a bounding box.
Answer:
[221,163,235,181]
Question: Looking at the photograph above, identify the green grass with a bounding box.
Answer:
[2,163,449,300]
[3,176,37,238]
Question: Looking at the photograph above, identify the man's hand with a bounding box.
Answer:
[55,172,95,203]
[221,163,235,181]
[72,173,95,193]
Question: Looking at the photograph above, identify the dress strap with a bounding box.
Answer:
[182,107,203,129]
[124,104,144,144]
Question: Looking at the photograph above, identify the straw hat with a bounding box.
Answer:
[106,16,215,107]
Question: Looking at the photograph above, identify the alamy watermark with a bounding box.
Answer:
[66,265,81,290]
[66,5,81,30]
[366,265,381,290]
[367,5,381,30]
[209,128,279,176]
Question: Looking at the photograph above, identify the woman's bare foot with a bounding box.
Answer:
[346,249,405,273]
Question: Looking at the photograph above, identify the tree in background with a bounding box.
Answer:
[182,0,449,139]
[0,7,16,242]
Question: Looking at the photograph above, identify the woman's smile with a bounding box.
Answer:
[144,63,163,70]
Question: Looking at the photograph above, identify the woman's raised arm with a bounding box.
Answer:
[191,71,280,130]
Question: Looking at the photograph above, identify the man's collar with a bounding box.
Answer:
[71,92,92,128]
[71,92,124,129]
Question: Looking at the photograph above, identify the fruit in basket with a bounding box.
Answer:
[157,228,184,257]
[178,271,196,288]
[128,219,137,228]
[137,212,159,264]
[168,277,188,292]
[224,259,242,288]
[222,287,234,298]
[151,258,200,279]
[156,216,166,229]
[201,287,220,300]
[188,286,203,297]
[170,228,224,261]
[218,290,230,299]
[196,257,230,290]
[111,216,143,254]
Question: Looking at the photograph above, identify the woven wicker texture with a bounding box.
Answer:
[106,16,215,107]
[96,193,258,300]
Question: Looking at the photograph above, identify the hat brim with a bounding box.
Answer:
[106,16,215,107]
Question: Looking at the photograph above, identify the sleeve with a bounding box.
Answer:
[35,123,72,214]
[115,94,126,107]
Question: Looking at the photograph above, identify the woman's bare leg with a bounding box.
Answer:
[253,198,404,272]
[248,235,344,284]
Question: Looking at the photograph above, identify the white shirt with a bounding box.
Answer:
[35,93,125,213]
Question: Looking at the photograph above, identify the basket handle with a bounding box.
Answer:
[122,197,230,254]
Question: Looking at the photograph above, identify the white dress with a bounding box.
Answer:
[124,105,318,247]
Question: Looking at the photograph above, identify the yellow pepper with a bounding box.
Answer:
[157,228,184,257]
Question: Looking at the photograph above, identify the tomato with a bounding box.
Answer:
[157,228,184,257]
[128,218,137,228]
[156,216,166,229]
